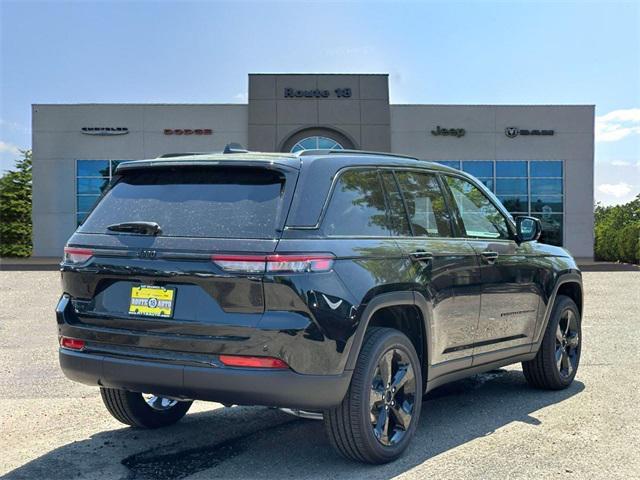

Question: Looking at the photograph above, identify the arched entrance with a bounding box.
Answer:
[280,127,356,153]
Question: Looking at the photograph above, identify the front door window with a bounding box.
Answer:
[444,176,511,240]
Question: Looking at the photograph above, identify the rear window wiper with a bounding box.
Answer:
[106,221,162,235]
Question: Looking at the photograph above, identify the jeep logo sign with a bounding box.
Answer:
[431,126,466,138]
[505,127,554,138]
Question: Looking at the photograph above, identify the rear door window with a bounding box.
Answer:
[395,171,452,237]
[380,171,411,236]
[79,167,289,239]
[323,169,390,236]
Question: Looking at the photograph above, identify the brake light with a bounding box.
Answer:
[219,355,289,369]
[60,337,85,351]
[211,254,334,274]
[63,247,93,264]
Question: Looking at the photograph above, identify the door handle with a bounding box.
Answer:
[410,251,434,262]
[480,251,499,264]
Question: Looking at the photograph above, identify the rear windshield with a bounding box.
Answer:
[78,167,288,238]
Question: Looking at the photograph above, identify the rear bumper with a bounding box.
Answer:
[59,348,351,410]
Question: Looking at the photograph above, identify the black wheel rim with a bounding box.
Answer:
[369,348,416,446]
[555,309,580,378]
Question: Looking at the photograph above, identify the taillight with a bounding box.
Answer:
[211,254,334,274]
[63,247,93,264]
[219,355,289,369]
[60,336,85,351]
[210,255,268,273]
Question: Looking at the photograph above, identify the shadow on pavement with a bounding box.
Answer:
[5,369,584,480]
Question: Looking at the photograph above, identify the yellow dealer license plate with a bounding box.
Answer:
[128,285,175,318]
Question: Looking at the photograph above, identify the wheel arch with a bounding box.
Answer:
[344,292,433,379]
[533,272,583,347]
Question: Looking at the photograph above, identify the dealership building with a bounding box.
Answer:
[32,73,595,259]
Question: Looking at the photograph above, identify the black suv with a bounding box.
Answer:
[58,149,583,464]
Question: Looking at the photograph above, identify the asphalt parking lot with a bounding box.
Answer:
[1,270,638,479]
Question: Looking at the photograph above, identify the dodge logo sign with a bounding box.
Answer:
[505,127,554,138]
[164,129,213,135]
[81,127,129,136]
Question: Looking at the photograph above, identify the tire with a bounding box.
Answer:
[324,327,423,464]
[522,295,581,390]
[100,387,192,428]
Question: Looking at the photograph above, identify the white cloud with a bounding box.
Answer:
[0,140,20,156]
[595,108,640,142]
[610,160,631,166]
[233,92,248,103]
[597,182,633,198]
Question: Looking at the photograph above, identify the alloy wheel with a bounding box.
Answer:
[143,394,179,411]
[555,309,580,378]
[369,348,417,446]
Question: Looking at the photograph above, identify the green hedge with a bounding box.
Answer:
[594,194,640,264]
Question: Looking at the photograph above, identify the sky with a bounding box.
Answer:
[1,0,638,205]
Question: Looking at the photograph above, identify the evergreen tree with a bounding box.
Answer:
[0,149,32,257]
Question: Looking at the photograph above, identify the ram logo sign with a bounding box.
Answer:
[505,127,554,138]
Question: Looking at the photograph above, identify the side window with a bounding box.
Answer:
[380,171,411,236]
[323,169,390,236]
[395,171,452,237]
[444,176,511,240]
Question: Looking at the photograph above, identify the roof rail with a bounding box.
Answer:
[157,152,208,158]
[223,143,249,154]
[296,149,418,161]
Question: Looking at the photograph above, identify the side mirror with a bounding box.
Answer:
[516,216,542,242]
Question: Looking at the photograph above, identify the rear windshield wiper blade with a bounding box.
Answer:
[106,221,162,235]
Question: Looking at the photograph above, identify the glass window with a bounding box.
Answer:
[462,161,493,178]
[80,167,289,239]
[445,176,511,240]
[291,136,343,153]
[380,172,411,236]
[531,178,563,195]
[110,160,124,172]
[323,169,389,236]
[533,213,563,246]
[77,177,110,195]
[496,178,528,195]
[498,195,528,214]
[77,195,101,212]
[395,171,452,237]
[531,195,563,214]
[496,161,527,177]
[436,161,461,170]
[477,178,494,191]
[76,212,89,225]
[77,159,110,177]
[531,161,562,177]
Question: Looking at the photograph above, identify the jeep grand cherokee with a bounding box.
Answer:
[57,148,583,464]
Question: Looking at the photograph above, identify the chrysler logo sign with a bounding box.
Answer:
[505,127,554,138]
[81,127,129,136]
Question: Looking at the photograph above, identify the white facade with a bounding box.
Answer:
[31,74,594,259]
